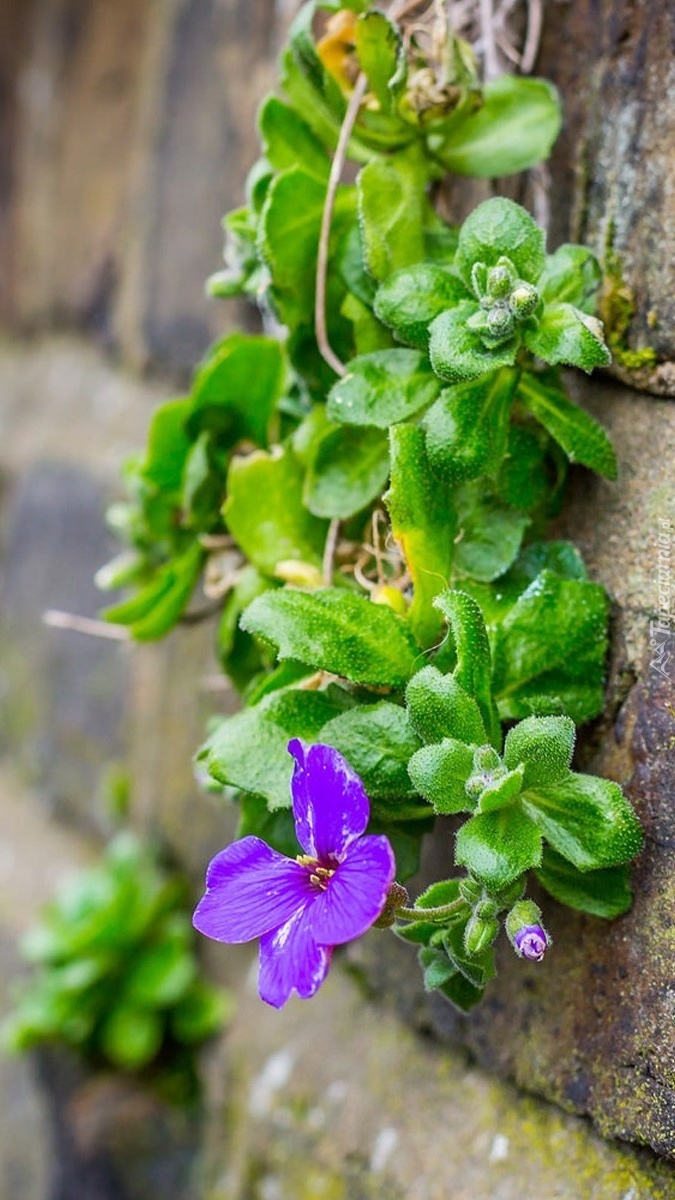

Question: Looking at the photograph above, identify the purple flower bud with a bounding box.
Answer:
[513,924,548,962]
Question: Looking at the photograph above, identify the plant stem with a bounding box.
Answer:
[395,898,470,923]
[315,75,368,378]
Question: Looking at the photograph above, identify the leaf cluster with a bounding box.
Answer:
[98,2,644,1011]
[2,834,230,1082]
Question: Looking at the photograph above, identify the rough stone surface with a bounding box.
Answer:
[202,960,675,1200]
[538,0,675,392]
[349,374,675,1160]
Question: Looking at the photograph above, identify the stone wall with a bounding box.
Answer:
[1,0,675,1196]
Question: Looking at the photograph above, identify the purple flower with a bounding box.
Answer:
[193,739,396,1008]
[513,924,548,962]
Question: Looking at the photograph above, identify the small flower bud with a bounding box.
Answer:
[373,881,410,928]
[506,900,550,962]
[464,913,499,956]
[509,283,539,320]
[459,877,482,904]
[486,303,515,341]
[473,746,502,772]
[486,264,514,299]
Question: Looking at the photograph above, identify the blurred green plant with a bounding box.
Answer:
[2,833,231,1092]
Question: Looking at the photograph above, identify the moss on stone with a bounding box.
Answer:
[601,222,658,371]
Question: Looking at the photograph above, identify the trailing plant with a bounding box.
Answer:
[98,1,643,1011]
[2,833,230,1092]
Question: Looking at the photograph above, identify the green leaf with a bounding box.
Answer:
[534,849,634,919]
[341,291,395,355]
[495,424,557,515]
[260,166,355,332]
[430,76,561,179]
[99,1006,164,1070]
[433,590,498,744]
[124,932,195,1008]
[521,774,644,871]
[373,264,470,349]
[304,423,389,519]
[225,445,328,574]
[327,348,440,428]
[453,483,529,583]
[357,148,430,283]
[385,424,453,645]
[455,198,546,287]
[419,946,458,990]
[320,700,421,802]
[200,688,351,807]
[237,795,300,858]
[455,807,543,889]
[429,304,518,384]
[142,399,192,491]
[437,972,485,1011]
[423,368,518,485]
[492,569,609,723]
[523,303,611,372]
[259,94,329,181]
[458,540,588,624]
[406,666,486,745]
[407,739,475,813]
[240,587,420,688]
[103,542,204,641]
[538,245,603,314]
[415,878,462,908]
[517,371,617,478]
[189,334,286,447]
[477,765,525,813]
[354,10,403,113]
[503,715,576,788]
[171,982,231,1045]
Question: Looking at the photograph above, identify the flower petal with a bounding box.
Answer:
[258,904,332,1008]
[193,836,312,944]
[310,835,396,945]
[288,739,371,860]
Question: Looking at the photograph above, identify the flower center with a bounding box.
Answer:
[297,854,336,891]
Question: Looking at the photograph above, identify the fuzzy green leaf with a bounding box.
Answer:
[328,348,440,428]
[521,774,644,871]
[320,700,421,802]
[103,542,204,641]
[429,76,561,178]
[240,587,420,688]
[259,94,329,181]
[455,807,543,889]
[429,303,518,384]
[455,197,546,287]
[453,483,529,583]
[534,849,634,919]
[503,715,576,788]
[524,303,611,372]
[423,368,518,485]
[434,589,498,744]
[190,334,286,447]
[407,739,475,814]
[374,264,470,349]
[386,424,453,645]
[517,371,617,478]
[476,765,525,813]
[357,148,428,282]
[304,423,389,519]
[538,245,603,314]
[492,569,609,724]
[199,688,351,808]
[225,446,327,574]
[142,399,192,491]
[405,666,486,745]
